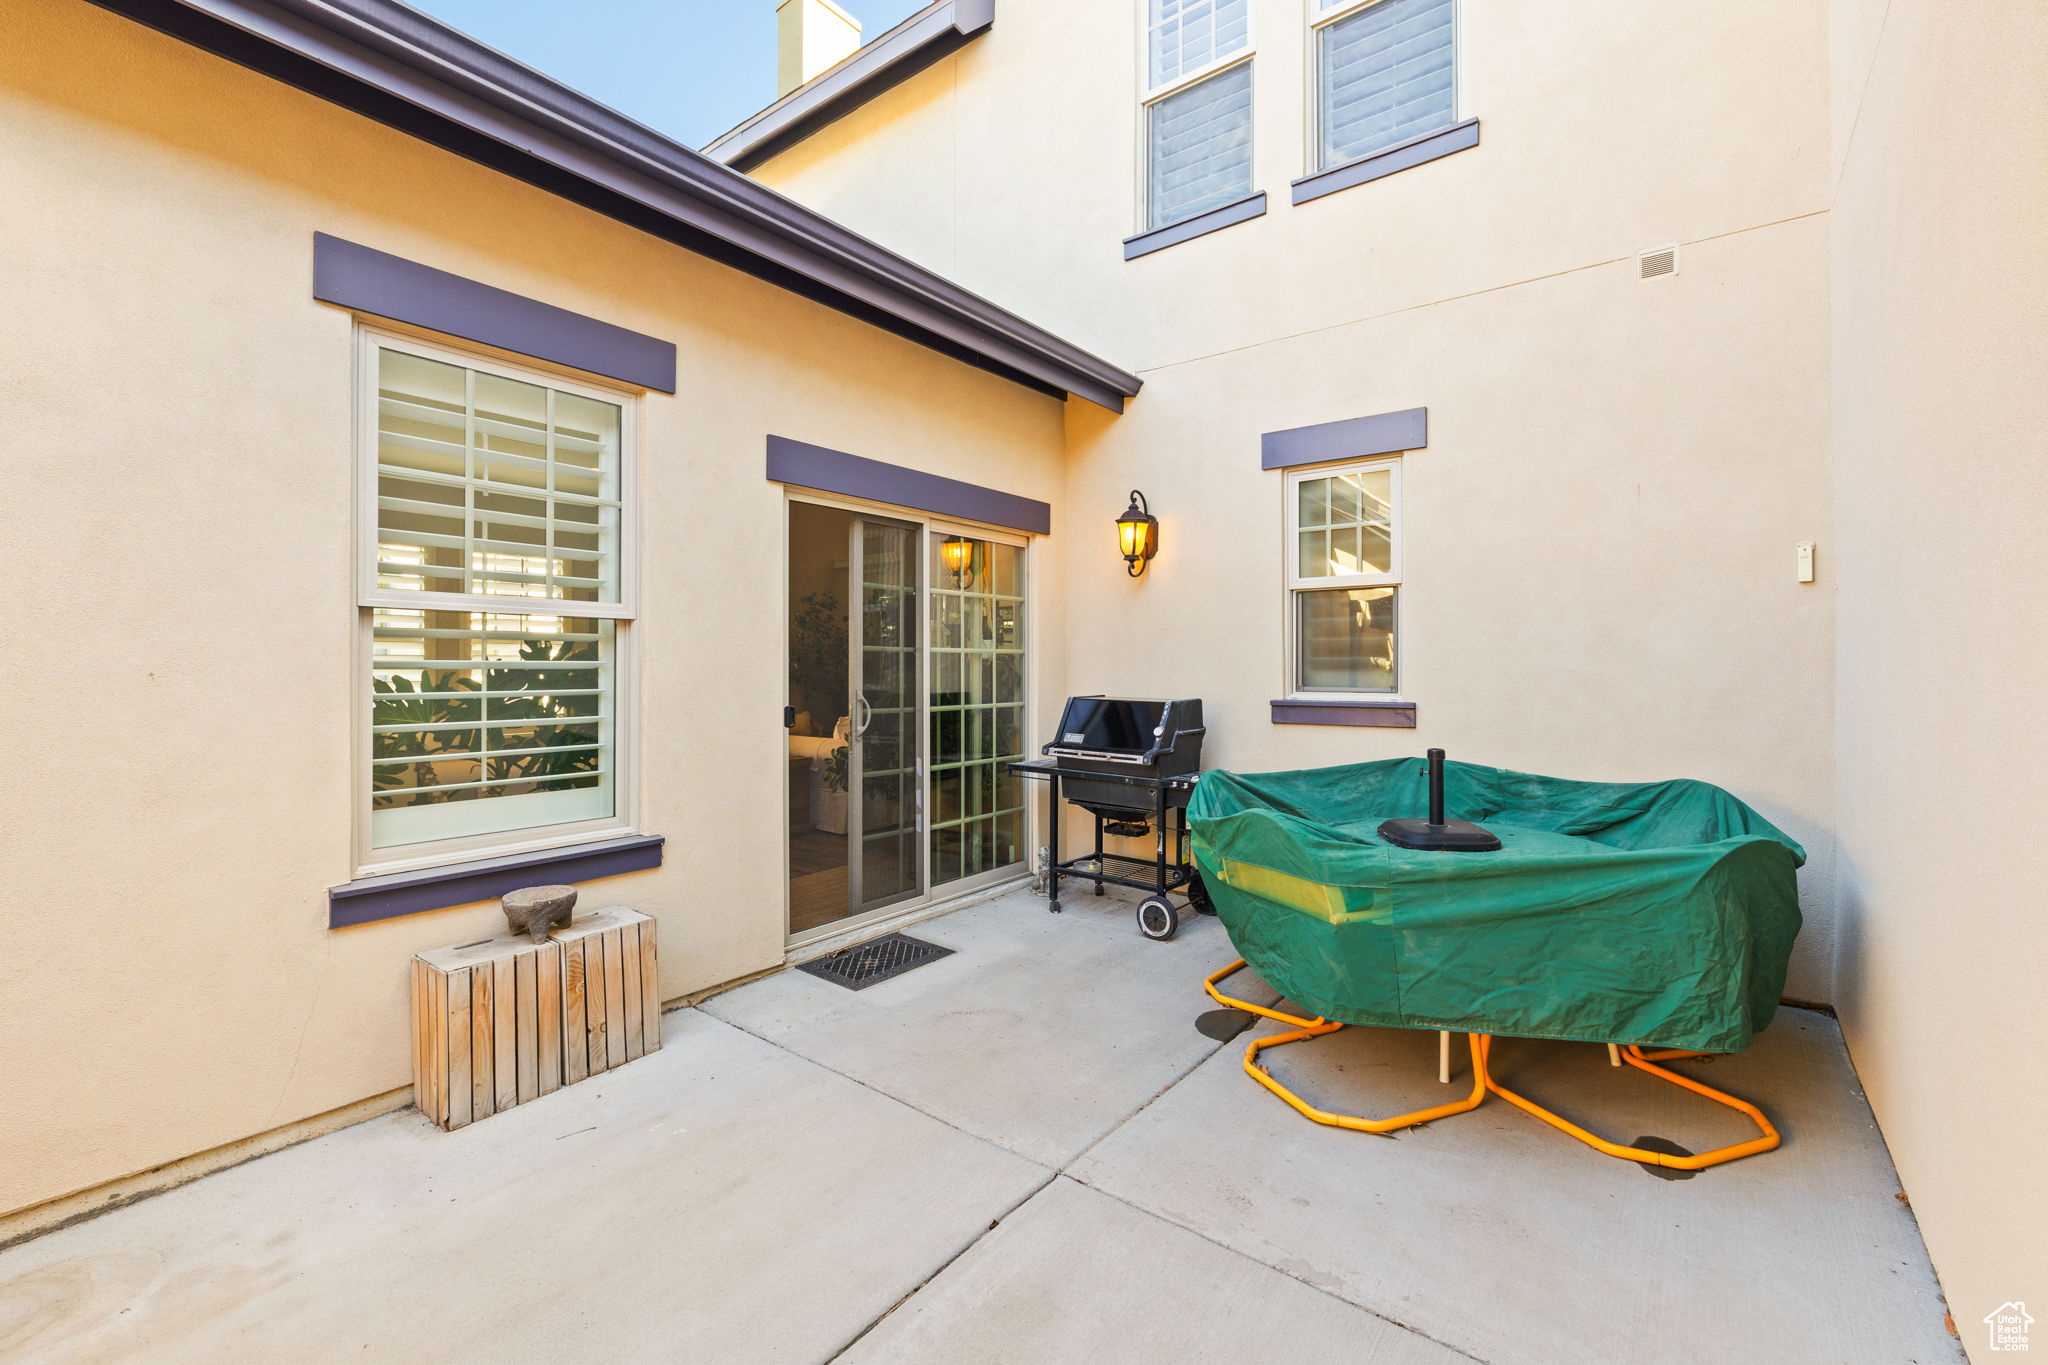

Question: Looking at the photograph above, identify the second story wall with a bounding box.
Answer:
[751,0,1831,370]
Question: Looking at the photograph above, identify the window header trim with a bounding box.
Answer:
[767,435,1052,535]
[318,234,677,392]
[1262,407,1428,469]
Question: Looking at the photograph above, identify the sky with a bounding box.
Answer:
[408,0,928,149]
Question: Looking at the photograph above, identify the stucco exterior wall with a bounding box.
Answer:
[756,0,1841,998]
[1828,1,2048,1351]
[0,0,1067,1219]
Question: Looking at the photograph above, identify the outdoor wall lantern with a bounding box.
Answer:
[1116,489,1159,577]
[941,534,976,586]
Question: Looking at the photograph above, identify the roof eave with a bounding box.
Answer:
[702,0,995,174]
[84,0,1137,412]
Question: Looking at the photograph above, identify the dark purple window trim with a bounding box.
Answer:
[315,234,677,391]
[767,436,1052,535]
[1262,408,1427,470]
[1291,119,1480,207]
[328,834,664,928]
[1123,193,1268,261]
[1270,699,1417,728]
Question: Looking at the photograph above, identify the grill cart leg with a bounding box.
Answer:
[1154,783,1169,894]
[1046,772,1062,913]
[1135,783,1177,939]
[1091,809,1105,895]
[1176,806,1213,913]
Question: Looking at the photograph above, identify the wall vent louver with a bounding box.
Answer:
[1638,245,1680,280]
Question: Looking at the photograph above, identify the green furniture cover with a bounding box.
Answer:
[1187,758,1804,1053]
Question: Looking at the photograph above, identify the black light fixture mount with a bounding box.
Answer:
[1116,489,1159,578]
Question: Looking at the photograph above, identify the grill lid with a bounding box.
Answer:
[1043,696,1204,770]
[1054,696,1167,754]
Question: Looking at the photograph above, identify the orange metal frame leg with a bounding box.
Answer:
[1208,958,1489,1134]
[1244,1024,1490,1134]
[1478,1038,1781,1170]
[1202,958,1327,1029]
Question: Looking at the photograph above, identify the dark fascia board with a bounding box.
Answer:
[768,435,1051,534]
[86,0,1138,413]
[328,835,664,928]
[315,233,678,391]
[1262,407,1427,470]
[704,0,995,174]
[1270,699,1416,728]
[1123,192,1268,261]
[1292,119,1480,207]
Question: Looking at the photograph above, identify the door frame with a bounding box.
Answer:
[845,508,923,919]
[783,489,1033,948]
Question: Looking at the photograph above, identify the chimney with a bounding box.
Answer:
[777,0,862,97]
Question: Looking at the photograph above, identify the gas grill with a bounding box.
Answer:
[1009,696,1209,941]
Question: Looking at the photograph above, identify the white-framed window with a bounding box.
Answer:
[355,326,638,872]
[1309,0,1456,173]
[1141,0,1255,230]
[1285,458,1402,694]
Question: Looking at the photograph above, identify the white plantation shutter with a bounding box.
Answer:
[1147,61,1254,229]
[374,348,623,608]
[1318,0,1456,169]
[364,339,632,856]
[1147,0,1250,90]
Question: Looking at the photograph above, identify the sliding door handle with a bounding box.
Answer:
[854,693,873,737]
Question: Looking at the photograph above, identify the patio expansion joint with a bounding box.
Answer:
[1053,1021,1493,1364]
[794,989,1490,1365]
[702,1008,1062,1172]
[1063,1173,1493,1365]
[822,1167,1062,1363]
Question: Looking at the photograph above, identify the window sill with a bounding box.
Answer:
[1291,119,1480,207]
[328,834,665,929]
[1123,192,1268,260]
[1270,698,1416,728]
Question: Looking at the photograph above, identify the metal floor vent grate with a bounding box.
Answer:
[797,933,954,991]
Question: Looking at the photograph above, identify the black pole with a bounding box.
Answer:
[1427,748,1447,827]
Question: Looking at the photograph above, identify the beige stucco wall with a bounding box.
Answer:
[758,0,1842,998]
[1828,1,2048,1352]
[0,0,1068,1219]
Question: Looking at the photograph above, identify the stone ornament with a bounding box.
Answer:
[502,884,577,943]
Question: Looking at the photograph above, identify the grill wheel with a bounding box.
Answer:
[1136,896,1179,941]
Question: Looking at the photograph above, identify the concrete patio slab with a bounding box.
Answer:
[0,1010,1048,1365]
[1070,1009,1963,1365]
[703,886,1276,1167]
[840,1176,1475,1365]
[0,889,1959,1365]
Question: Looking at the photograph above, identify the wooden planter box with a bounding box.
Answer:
[411,907,660,1130]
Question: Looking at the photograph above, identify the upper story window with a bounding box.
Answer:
[359,329,637,870]
[1143,0,1255,230]
[1286,459,1401,694]
[1311,0,1456,172]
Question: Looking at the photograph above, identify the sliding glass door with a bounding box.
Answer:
[928,535,1027,889]
[851,518,920,913]
[786,502,1026,940]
